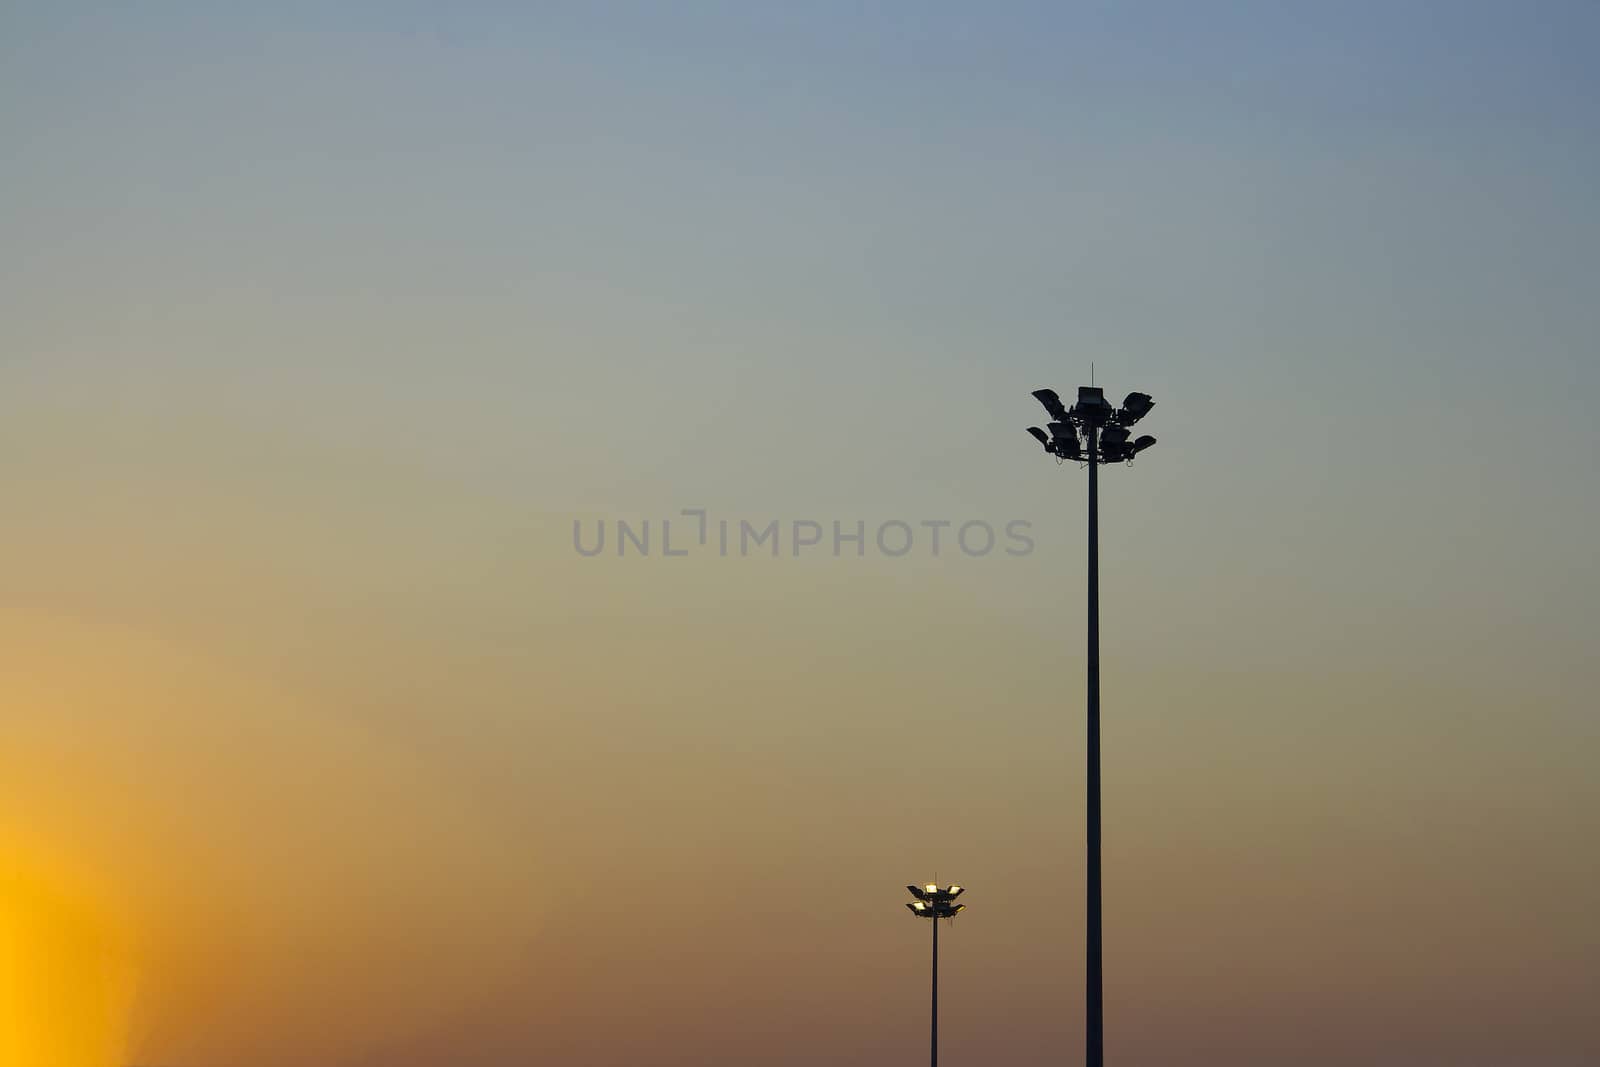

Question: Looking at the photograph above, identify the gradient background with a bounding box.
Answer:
[3,2,1598,1065]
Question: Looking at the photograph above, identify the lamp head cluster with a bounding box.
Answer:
[906,883,966,919]
[1026,386,1157,464]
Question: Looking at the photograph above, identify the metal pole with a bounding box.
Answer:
[931,913,939,1067]
[1086,423,1103,1067]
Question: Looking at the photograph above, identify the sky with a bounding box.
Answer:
[2,2,1598,1065]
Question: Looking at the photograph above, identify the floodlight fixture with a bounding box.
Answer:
[1098,426,1129,464]
[1031,388,1069,421]
[1117,391,1154,425]
[1025,383,1158,468]
[1073,386,1115,425]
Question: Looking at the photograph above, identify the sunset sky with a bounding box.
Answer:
[3,3,1598,1065]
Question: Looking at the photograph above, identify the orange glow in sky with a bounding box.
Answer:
[0,851,135,1067]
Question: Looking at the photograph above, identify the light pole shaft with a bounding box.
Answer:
[1086,426,1103,1067]
[931,914,939,1067]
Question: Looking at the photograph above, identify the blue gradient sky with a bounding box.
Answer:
[3,3,1598,1065]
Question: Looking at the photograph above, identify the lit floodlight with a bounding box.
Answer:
[1026,426,1051,450]
[1032,388,1068,421]
[906,883,966,917]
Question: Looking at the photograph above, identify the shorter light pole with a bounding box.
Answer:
[906,883,966,1067]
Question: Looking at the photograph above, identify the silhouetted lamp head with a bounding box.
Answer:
[1117,392,1155,425]
[1024,384,1158,465]
[1054,428,1082,461]
[1031,388,1068,422]
[1073,386,1114,425]
[1026,421,1087,461]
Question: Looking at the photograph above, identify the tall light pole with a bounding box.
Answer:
[906,883,966,1067]
[1026,386,1157,1067]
